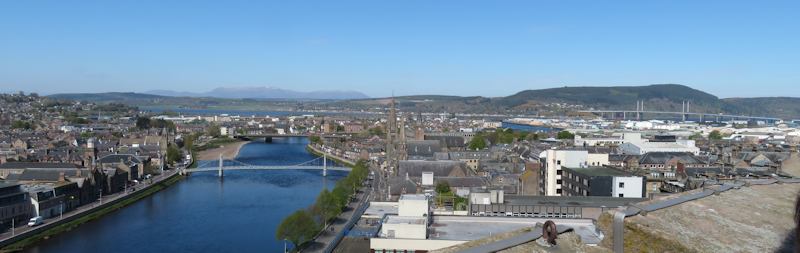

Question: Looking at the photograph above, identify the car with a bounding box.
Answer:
[28,216,44,227]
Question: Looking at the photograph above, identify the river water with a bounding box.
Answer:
[24,137,345,253]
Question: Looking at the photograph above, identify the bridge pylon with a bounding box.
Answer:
[323,154,327,177]
[218,154,224,178]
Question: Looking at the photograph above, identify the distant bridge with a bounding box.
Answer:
[232,133,347,141]
[183,155,350,177]
[580,100,782,122]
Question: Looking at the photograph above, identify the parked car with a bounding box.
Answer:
[28,216,43,227]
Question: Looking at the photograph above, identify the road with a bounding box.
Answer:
[0,164,183,244]
[301,164,380,253]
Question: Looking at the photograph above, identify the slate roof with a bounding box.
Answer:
[398,160,469,178]
[405,140,442,158]
[436,176,489,188]
[639,152,704,165]
[0,162,80,169]
[97,154,143,165]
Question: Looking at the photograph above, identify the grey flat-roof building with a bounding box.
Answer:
[469,194,646,220]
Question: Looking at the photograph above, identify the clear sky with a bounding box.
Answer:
[1,1,798,98]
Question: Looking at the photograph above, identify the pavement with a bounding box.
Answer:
[302,164,380,253]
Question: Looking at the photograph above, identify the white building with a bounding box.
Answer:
[574,133,643,147]
[398,194,429,217]
[618,140,700,155]
[540,150,588,196]
[612,176,645,198]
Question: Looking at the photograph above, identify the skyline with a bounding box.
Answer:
[1,1,799,98]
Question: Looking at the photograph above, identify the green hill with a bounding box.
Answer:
[496,84,722,111]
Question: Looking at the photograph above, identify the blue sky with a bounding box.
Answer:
[0,1,798,98]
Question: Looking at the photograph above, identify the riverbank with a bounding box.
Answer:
[197,140,249,160]
[305,144,356,167]
[0,171,184,252]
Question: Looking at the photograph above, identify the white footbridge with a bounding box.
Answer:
[183,154,350,177]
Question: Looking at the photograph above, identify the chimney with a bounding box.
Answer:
[676,162,686,179]
[58,172,66,182]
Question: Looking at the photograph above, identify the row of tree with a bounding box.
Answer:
[276,160,370,251]
[135,116,176,131]
[468,129,565,150]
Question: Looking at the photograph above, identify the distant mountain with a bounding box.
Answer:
[48,92,169,103]
[722,97,800,120]
[46,84,800,119]
[346,84,800,118]
[145,86,369,100]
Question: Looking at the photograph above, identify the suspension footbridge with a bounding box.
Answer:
[183,154,350,177]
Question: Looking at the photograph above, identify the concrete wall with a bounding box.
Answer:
[587,153,609,166]
[612,176,645,198]
[398,198,428,217]
[380,222,427,239]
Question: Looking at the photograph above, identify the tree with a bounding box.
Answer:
[166,145,181,165]
[276,210,319,250]
[708,130,723,140]
[11,120,33,130]
[308,136,322,145]
[556,131,575,140]
[136,116,151,129]
[468,134,487,150]
[313,189,340,227]
[435,181,451,194]
[183,135,195,150]
[368,126,384,137]
[206,124,221,138]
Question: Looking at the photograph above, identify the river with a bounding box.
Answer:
[24,137,345,253]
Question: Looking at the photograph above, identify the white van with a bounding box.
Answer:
[28,216,43,227]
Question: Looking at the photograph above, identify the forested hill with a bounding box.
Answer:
[495,84,722,111]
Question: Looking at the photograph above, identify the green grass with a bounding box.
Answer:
[1,174,185,252]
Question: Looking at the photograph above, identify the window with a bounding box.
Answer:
[618,193,624,197]
[557,179,562,185]
[619,182,625,188]
[557,160,561,165]
[556,170,562,175]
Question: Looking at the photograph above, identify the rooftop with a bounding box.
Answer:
[383,215,426,225]
[429,216,599,243]
[565,166,632,177]
[363,202,399,219]
[400,194,428,201]
[502,195,646,207]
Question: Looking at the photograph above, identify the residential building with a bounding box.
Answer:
[561,166,646,198]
